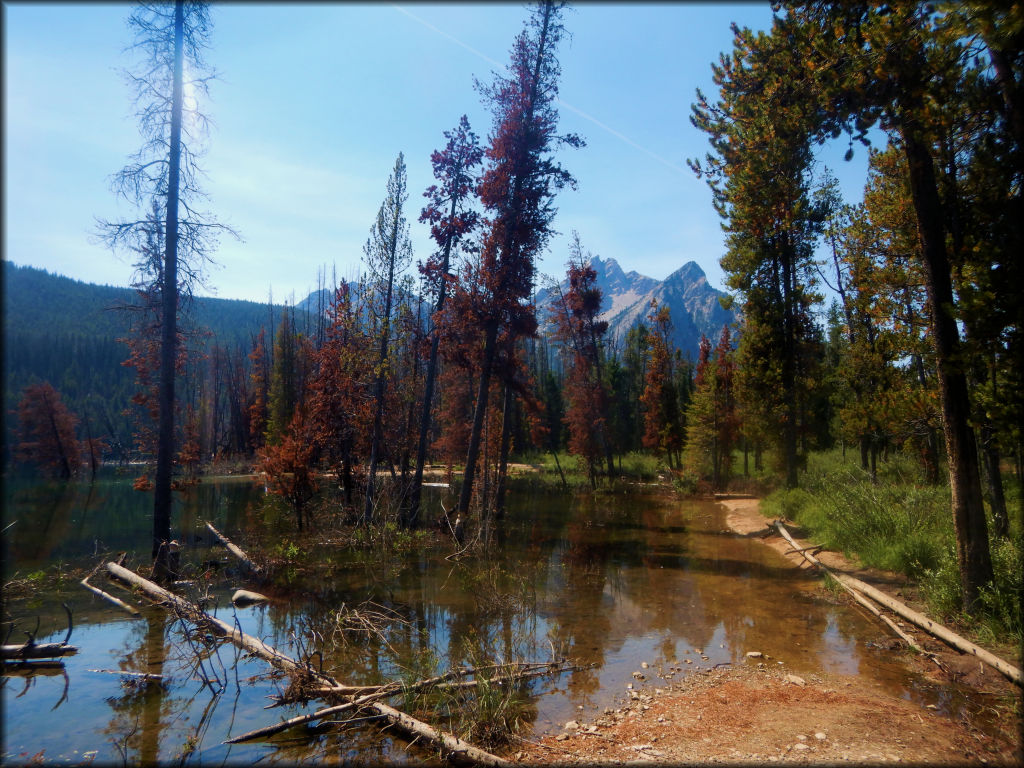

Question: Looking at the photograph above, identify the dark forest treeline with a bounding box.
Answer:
[3,261,318,463]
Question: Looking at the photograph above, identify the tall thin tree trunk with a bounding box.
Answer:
[901,126,993,611]
[458,320,499,517]
[494,382,514,523]
[408,196,459,528]
[780,237,799,489]
[153,0,184,579]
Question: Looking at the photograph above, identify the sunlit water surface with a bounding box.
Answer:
[1,472,995,764]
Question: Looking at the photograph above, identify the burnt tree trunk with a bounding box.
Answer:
[152,0,184,582]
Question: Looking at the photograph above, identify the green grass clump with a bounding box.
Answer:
[766,448,1021,646]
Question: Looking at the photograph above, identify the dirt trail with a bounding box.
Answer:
[513,497,1022,765]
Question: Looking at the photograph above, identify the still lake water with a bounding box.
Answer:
[1,471,984,764]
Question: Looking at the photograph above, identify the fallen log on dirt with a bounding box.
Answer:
[772,522,936,663]
[104,561,511,765]
[1,642,78,660]
[774,521,1022,688]
[205,522,262,575]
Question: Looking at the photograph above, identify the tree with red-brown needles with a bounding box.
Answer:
[456,0,583,520]
[247,328,270,453]
[641,301,685,469]
[550,233,615,485]
[260,406,318,532]
[408,116,483,528]
[306,283,373,509]
[15,382,82,480]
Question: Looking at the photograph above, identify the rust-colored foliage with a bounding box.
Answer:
[551,241,613,482]
[247,328,270,452]
[306,284,373,505]
[14,382,82,479]
[259,406,318,531]
[175,403,201,488]
[641,302,684,468]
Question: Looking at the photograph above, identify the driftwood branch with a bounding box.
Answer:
[774,522,1022,687]
[105,561,307,676]
[205,522,262,574]
[2,643,77,660]
[104,561,510,765]
[87,668,164,681]
[309,661,574,699]
[81,575,141,617]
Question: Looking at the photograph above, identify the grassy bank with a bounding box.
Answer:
[760,449,1022,648]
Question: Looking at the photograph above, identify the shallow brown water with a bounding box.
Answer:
[1,473,1001,764]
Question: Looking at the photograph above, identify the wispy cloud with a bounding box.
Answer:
[393,4,687,177]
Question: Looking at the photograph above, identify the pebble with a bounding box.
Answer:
[794,743,810,751]
[746,651,763,658]
[641,661,649,669]
[786,674,807,686]
[797,734,807,741]
[564,720,579,730]
[815,732,827,740]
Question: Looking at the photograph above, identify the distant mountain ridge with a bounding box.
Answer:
[538,256,735,358]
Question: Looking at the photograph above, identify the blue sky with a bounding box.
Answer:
[4,2,870,304]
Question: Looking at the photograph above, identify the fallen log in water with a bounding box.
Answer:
[306,661,574,704]
[104,561,511,765]
[774,521,1022,688]
[205,522,262,575]
[1,643,78,660]
[1,660,66,675]
[105,561,310,675]
[81,576,141,617]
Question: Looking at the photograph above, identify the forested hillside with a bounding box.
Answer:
[3,262,311,461]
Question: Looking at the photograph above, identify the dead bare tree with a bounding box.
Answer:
[97,1,236,582]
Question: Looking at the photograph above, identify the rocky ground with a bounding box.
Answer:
[511,498,1022,765]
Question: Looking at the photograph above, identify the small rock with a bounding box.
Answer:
[815,732,827,741]
[231,589,269,606]
[632,671,646,681]
[641,661,649,669]
[794,743,810,751]
[626,683,633,689]
[556,733,569,741]
[786,674,807,686]
[564,720,579,730]
[685,658,693,664]
[746,651,763,658]
[797,734,807,741]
